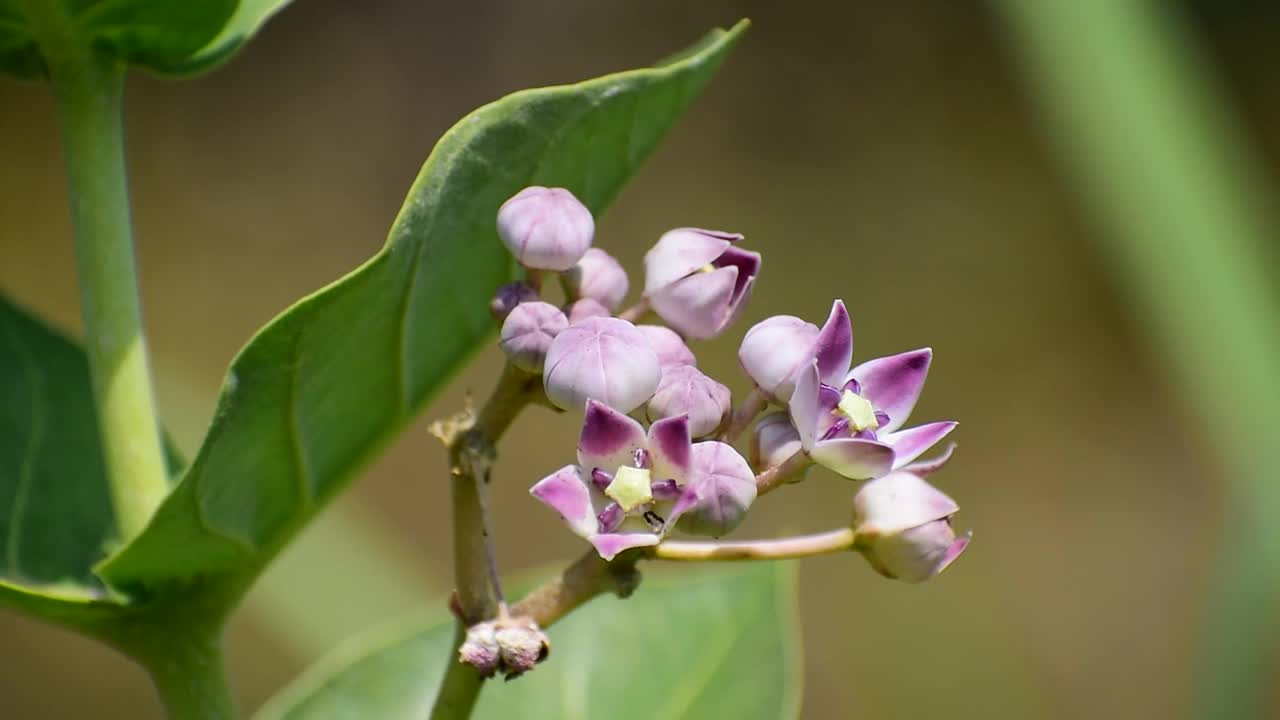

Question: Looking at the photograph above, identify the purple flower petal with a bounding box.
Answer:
[647,265,738,339]
[596,502,624,533]
[643,228,738,293]
[881,421,957,469]
[845,348,933,433]
[530,465,596,539]
[564,247,629,311]
[738,315,820,402]
[852,471,960,536]
[647,413,692,482]
[901,442,957,477]
[750,411,804,473]
[676,441,757,536]
[808,437,895,480]
[590,532,661,561]
[578,399,648,473]
[813,300,853,386]
[712,246,761,308]
[788,362,822,449]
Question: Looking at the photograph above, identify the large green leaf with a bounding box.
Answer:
[256,562,801,720]
[98,21,749,595]
[0,0,290,78]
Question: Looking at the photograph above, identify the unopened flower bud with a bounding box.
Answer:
[490,282,539,321]
[638,324,696,368]
[643,228,761,339]
[750,411,805,477]
[497,186,594,271]
[675,441,756,536]
[500,301,568,372]
[494,623,551,680]
[563,247,629,311]
[543,317,660,413]
[738,315,820,402]
[851,471,970,583]
[646,365,730,438]
[565,297,611,325]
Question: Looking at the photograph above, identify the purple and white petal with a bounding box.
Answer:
[676,441,757,536]
[738,315,820,402]
[712,245,761,308]
[750,411,804,473]
[643,228,739,293]
[564,247,629,311]
[788,362,822,449]
[590,532,661,561]
[638,325,696,368]
[808,437,895,480]
[881,421,957,469]
[544,317,661,414]
[530,465,597,539]
[861,521,968,583]
[646,365,731,438]
[851,471,959,536]
[499,301,568,372]
[647,413,693,483]
[577,399,648,473]
[497,187,594,271]
[901,442,957,477]
[812,299,853,387]
[647,265,738,339]
[845,348,933,433]
[565,298,612,325]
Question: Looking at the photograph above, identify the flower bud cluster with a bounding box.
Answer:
[487,185,967,592]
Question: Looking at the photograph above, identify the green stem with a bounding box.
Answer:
[138,630,237,720]
[23,0,169,541]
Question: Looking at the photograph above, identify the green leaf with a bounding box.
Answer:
[0,295,127,626]
[256,562,801,720]
[0,0,291,78]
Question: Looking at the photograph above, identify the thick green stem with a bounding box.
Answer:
[25,0,169,541]
[143,635,237,720]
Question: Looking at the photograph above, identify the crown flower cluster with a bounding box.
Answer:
[489,185,969,583]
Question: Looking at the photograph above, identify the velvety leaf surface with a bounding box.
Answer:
[0,295,115,594]
[0,0,289,77]
[256,562,801,720]
[98,21,748,594]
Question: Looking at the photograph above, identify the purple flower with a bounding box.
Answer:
[543,317,661,414]
[638,324,696,368]
[563,247,629,312]
[788,300,956,480]
[642,228,761,339]
[851,471,970,583]
[499,301,568,372]
[497,186,594,271]
[530,401,698,560]
[646,365,731,438]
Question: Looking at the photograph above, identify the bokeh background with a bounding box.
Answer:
[3,1,1279,718]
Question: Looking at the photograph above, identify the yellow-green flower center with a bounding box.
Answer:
[606,466,653,512]
[836,390,878,432]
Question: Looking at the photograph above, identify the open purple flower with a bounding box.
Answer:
[642,228,761,339]
[788,300,956,480]
[851,470,970,582]
[530,401,698,560]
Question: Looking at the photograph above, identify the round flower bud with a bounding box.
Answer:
[490,282,539,321]
[458,622,501,678]
[750,411,805,476]
[738,315,820,402]
[676,441,757,536]
[494,623,551,679]
[638,324,696,368]
[497,186,594,271]
[500,301,568,372]
[563,247,629,311]
[851,471,970,583]
[646,365,730,438]
[543,317,661,413]
[643,228,761,339]
[565,297,611,325]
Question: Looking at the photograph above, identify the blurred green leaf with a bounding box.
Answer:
[255,562,801,720]
[0,295,119,620]
[0,0,291,78]
[98,21,749,603]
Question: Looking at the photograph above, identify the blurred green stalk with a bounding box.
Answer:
[996,2,1280,717]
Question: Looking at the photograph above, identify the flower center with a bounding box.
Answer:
[835,389,878,432]
[605,465,653,512]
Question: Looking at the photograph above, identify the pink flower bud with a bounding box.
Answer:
[563,247,629,311]
[638,324,696,368]
[738,315,820,402]
[674,441,756,536]
[499,301,568,372]
[643,228,760,339]
[750,411,805,474]
[543,317,661,413]
[565,297,611,325]
[851,471,970,583]
[490,282,539,321]
[646,365,730,438]
[497,186,594,271]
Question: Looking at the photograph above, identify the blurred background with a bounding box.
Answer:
[3,1,1279,718]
